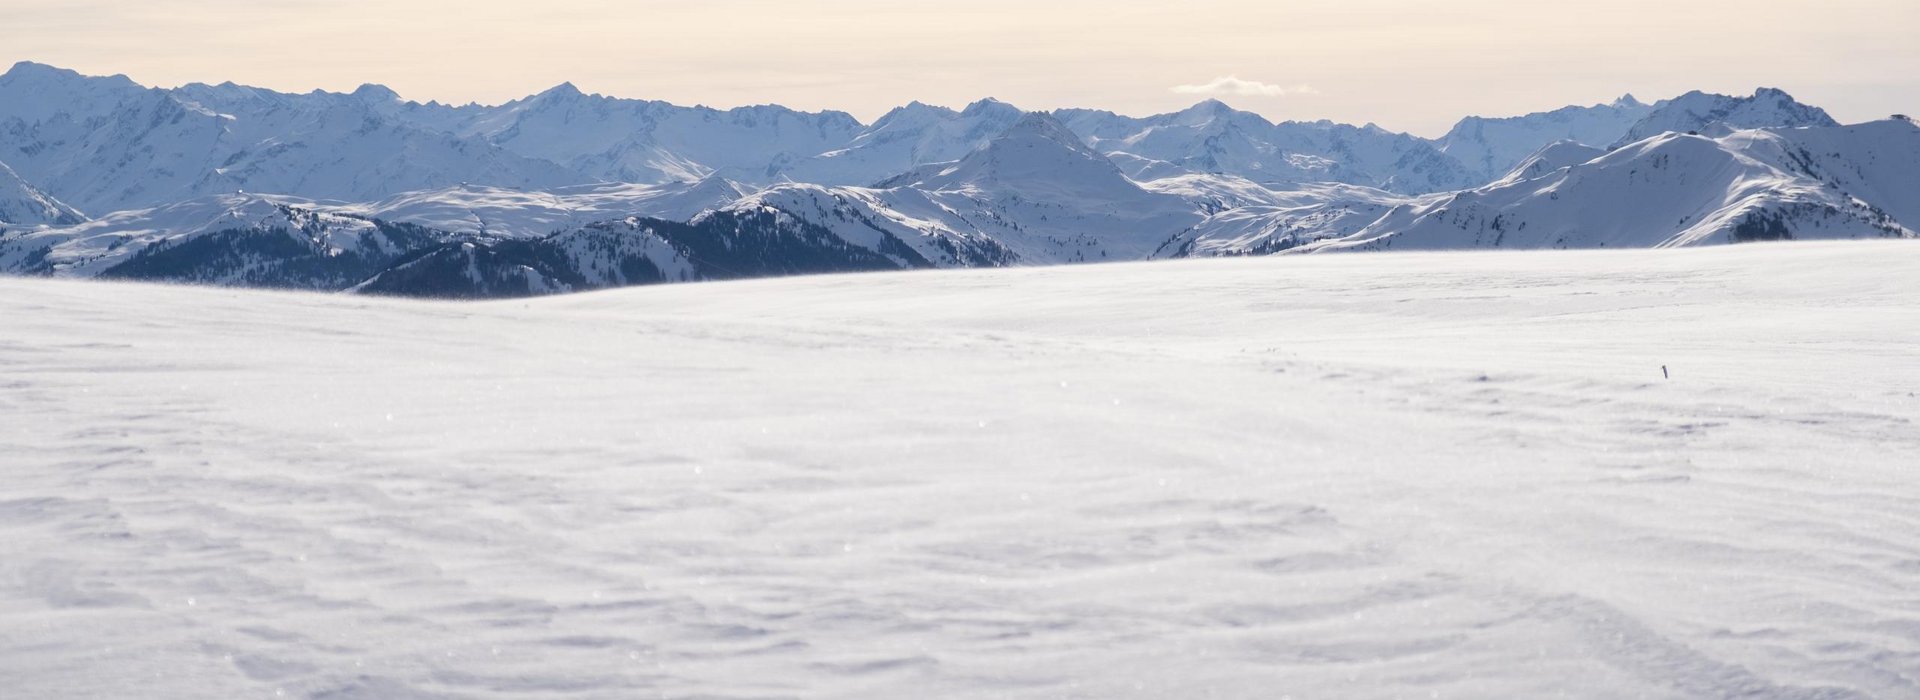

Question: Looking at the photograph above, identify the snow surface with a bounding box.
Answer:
[3,241,1918,699]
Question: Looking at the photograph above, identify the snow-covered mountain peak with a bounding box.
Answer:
[1613,87,1838,147]
[1206,99,1272,124]
[1181,98,1234,115]
[961,97,1021,119]
[776,100,1022,186]
[172,80,296,113]
[351,83,401,103]
[1000,111,1095,151]
[893,111,1135,197]
[2,60,137,90]
[1170,99,1266,129]
[1437,95,1654,181]
[0,60,146,124]
[543,81,585,98]
[901,111,1201,257]
[1307,120,1917,252]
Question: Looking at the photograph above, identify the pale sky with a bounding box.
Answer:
[3,0,1915,136]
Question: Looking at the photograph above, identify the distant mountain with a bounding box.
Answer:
[1300,119,1919,252]
[331,176,750,239]
[1153,182,1424,257]
[1612,88,1837,147]
[774,96,1487,195]
[1137,172,1331,214]
[1056,99,1477,194]
[0,158,84,230]
[0,193,442,288]
[0,62,578,215]
[788,111,1203,264]
[2,62,1908,298]
[1,62,1867,213]
[351,113,1210,297]
[1438,95,1651,181]
[775,99,1024,186]
[353,210,926,299]
[1491,141,1610,185]
[417,82,866,184]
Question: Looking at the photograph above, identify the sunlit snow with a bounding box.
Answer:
[3,241,1916,698]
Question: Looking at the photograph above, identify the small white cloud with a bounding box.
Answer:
[1171,76,1319,97]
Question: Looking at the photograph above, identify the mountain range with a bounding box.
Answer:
[0,61,1912,297]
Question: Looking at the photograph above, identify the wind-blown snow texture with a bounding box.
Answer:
[3,242,1918,699]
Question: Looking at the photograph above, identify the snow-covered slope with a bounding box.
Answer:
[0,158,85,230]
[4,61,1913,293]
[1612,88,1838,147]
[0,62,579,214]
[354,208,925,299]
[1492,140,1610,185]
[1136,172,1321,213]
[1155,182,1427,257]
[424,83,865,184]
[355,113,1215,297]
[351,219,700,298]
[775,99,1025,186]
[1056,100,1477,194]
[333,177,751,239]
[1304,120,1920,252]
[6,242,1919,699]
[1438,95,1651,181]
[764,112,1203,264]
[0,61,143,126]
[0,193,442,287]
[3,61,1884,230]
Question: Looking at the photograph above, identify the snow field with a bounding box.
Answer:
[2,241,1917,698]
